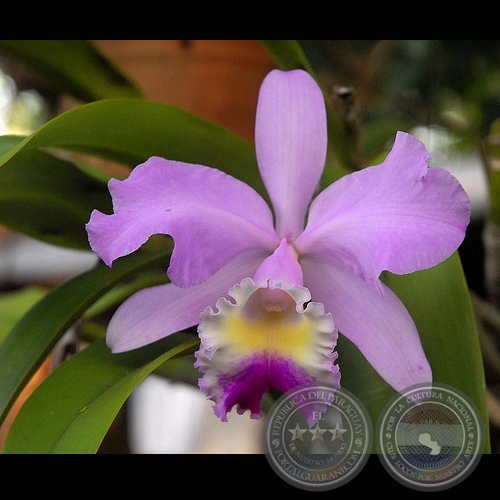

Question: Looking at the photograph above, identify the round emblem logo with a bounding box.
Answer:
[262,383,372,491]
[376,383,484,491]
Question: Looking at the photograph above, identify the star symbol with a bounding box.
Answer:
[309,423,327,441]
[288,423,307,441]
[329,423,347,441]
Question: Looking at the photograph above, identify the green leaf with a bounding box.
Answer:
[0,250,170,428]
[0,40,142,102]
[0,97,262,178]
[0,135,25,156]
[259,40,314,73]
[384,253,490,451]
[1,99,261,187]
[0,286,47,345]
[3,335,198,454]
[0,137,112,248]
[83,269,169,321]
[338,254,490,453]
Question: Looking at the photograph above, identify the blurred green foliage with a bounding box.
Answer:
[299,40,500,157]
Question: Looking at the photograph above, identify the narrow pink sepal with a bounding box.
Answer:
[255,70,327,240]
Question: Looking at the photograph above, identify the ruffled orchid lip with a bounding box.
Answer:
[195,278,340,422]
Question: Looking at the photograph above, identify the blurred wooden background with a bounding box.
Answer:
[93,40,276,143]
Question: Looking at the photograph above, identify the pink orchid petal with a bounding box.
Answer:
[255,69,327,240]
[301,254,432,392]
[107,249,268,352]
[295,132,470,284]
[86,157,279,288]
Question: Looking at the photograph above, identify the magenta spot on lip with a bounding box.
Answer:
[208,353,315,420]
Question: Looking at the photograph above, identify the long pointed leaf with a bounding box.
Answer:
[0,99,264,193]
[0,250,170,428]
[383,253,490,451]
[259,40,314,74]
[0,40,142,102]
[3,335,198,454]
[0,138,112,248]
[0,286,47,345]
[338,255,490,453]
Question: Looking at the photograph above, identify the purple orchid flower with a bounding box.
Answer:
[86,69,470,422]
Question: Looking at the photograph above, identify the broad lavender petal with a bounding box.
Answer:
[107,249,268,352]
[86,157,279,288]
[255,70,327,240]
[295,132,470,285]
[301,254,432,392]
